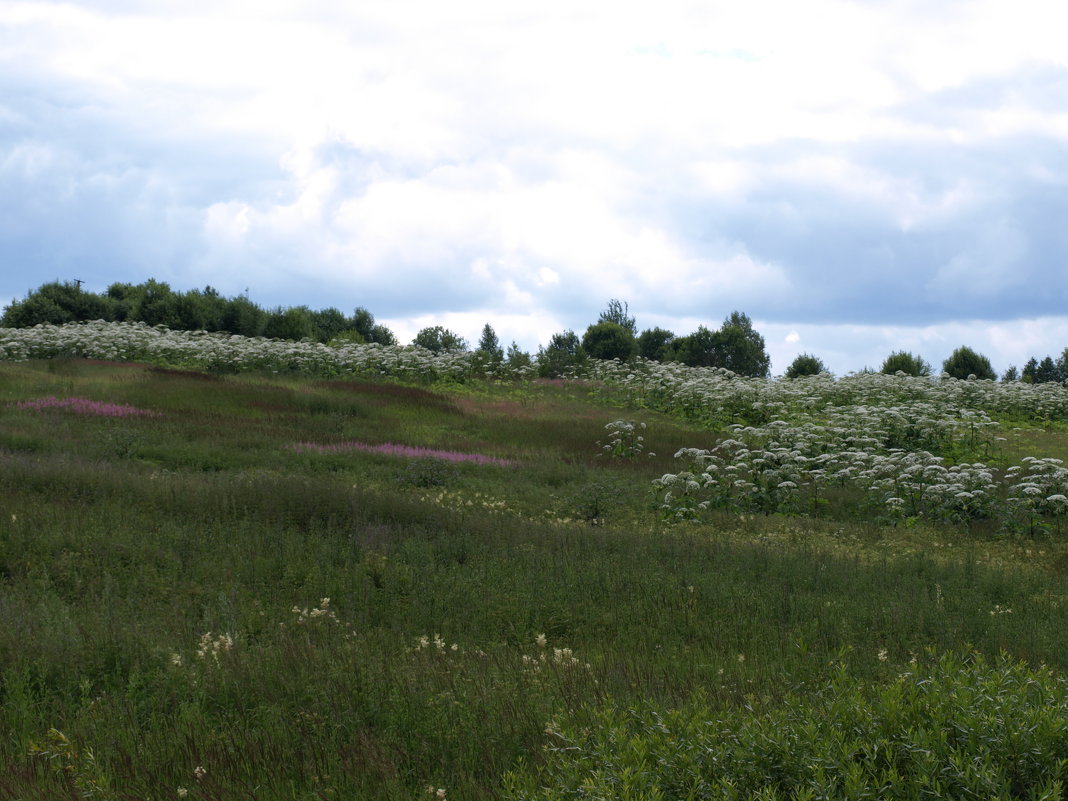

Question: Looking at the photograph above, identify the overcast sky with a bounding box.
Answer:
[2,0,1067,374]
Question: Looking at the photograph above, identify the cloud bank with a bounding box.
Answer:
[2,0,1067,374]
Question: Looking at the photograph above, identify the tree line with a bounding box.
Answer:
[1,280,397,345]
[4,281,1065,383]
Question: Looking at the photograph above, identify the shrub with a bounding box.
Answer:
[264,306,315,341]
[581,321,637,362]
[784,353,827,378]
[636,327,675,361]
[536,331,586,378]
[507,652,1068,801]
[670,312,770,377]
[943,346,996,381]
[880,351,931,377]
[413,326,468,353]
[2,281,117,327]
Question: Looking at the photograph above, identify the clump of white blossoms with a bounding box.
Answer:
[597,419,653,459]
[195,632,234,663]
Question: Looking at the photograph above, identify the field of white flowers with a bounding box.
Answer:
[3,320,1067,531]
[582,362,1068,530]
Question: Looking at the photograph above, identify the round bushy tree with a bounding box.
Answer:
[413,326,468,353]
[264,306,315,341]
[637,327,675,361]
[784,353,827,378]
[715,311,771,377]
[942,346,996,380]
[880,351,931,377]
[582,321,638,362]
[536,330,586,377]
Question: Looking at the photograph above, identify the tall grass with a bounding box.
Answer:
[2,360,1068,799]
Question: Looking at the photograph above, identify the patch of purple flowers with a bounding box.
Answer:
[294,440,515,466]
[15,396,158,418]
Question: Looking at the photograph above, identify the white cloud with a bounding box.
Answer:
[3,0,1068,373]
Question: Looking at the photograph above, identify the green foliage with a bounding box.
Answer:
[351,306,397,345]
[1002,364,1020,382]
[400,457,460,488]
[581,321,638,362]
[669,324,718,367]
[264,305,315,341]
[507,652,1068,801]
[2,280,116,327]
[784,352,827,378]
[476,324,504,363]
[596,420,649,459]
[670,313,770,377]
[597,299,636,334]
[506,341,533,371]
[220,294,268,337]
[536,330,586,377]
[2,279,399,346]
[880,350,932,377]
[1024,355,1065,385]
[8,344,1068,799]
[636,327,675,361]
[413,325,468,353]
[717,310,771,378]
[308,307,350,343]
[943,346,996,381]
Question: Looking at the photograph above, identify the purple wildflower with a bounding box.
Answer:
[293,440,514,466]
[15,396,158,418]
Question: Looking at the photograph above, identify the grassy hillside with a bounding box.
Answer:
[3,356,1068,799]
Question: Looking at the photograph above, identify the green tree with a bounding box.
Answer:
[942,346,996,381]
[1022,357,1039,383]
[1058,348,1068,382]
[174,286,228,331]
[134,279,182,328]
[413,326,468,353]
[1035,356,1063,384]
[2,280,116,327]
[536,330,586,377]
[581,321,638,362]
[476,324,504,362]
[670,325,718,368]
[880,351,932,377]
[220,294,267,337]
[305,307,348,343]
[597,299,636,334]
[506,341,532,371]
[347,307,396,345]
[715,311,771,377]
[1001,365,1020,382]
[264,306,314,341]
[785,353,827,378]
[637,327,675,361]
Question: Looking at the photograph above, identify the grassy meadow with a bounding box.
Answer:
[3,352,1068,799]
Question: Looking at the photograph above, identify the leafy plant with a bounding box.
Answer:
[400,457,461,488]
[507,652,1068,801]
[784,352,827,378]
[943,346,996,381]
[881,350,932,377]
[597,420,650,460]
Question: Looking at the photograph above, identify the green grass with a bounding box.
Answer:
[2,360,1068,799]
